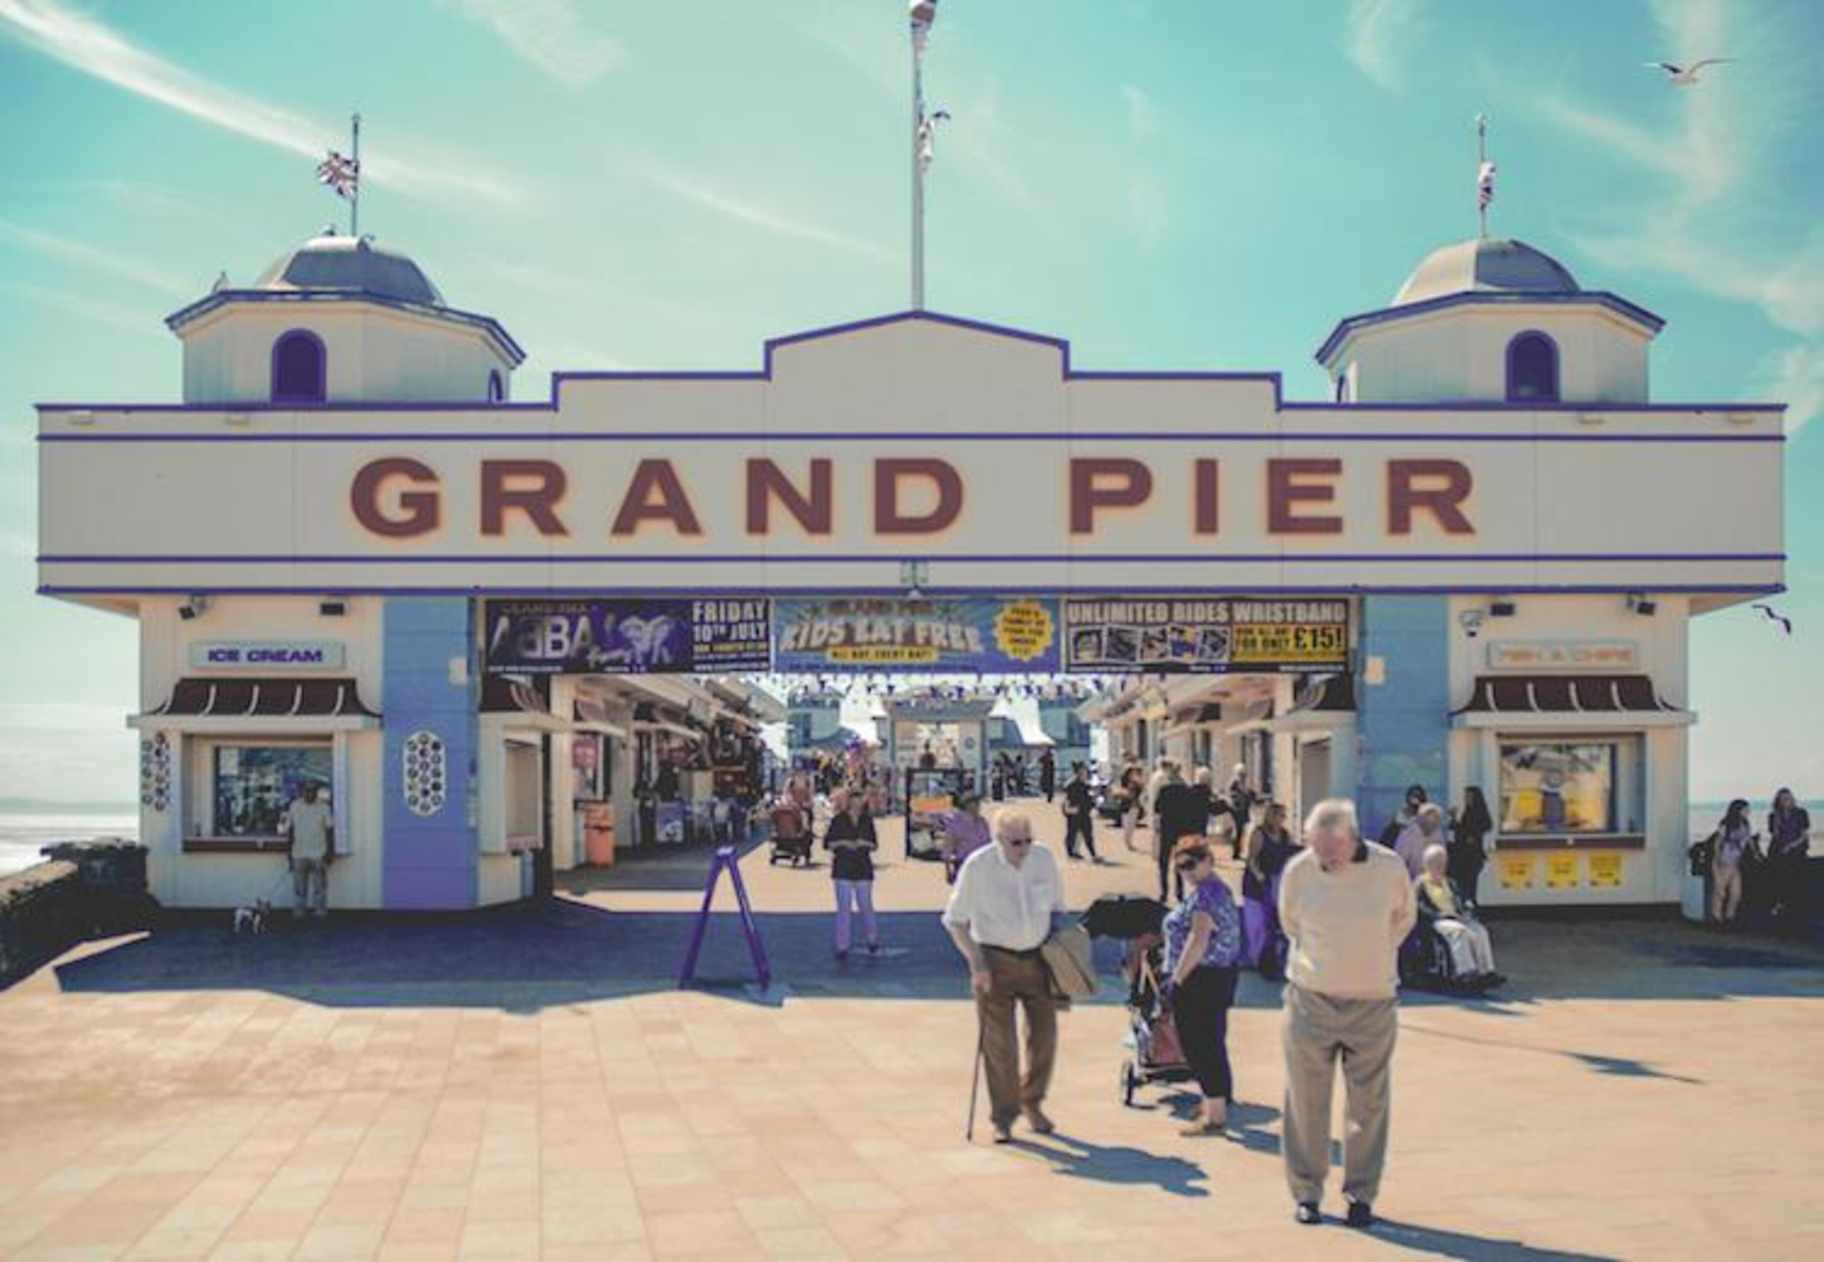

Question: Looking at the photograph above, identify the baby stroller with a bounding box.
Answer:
[768,802,813,867]
[1083,895,1192,1106]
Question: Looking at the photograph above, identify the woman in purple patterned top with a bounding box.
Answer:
[1161,838,1244,1135]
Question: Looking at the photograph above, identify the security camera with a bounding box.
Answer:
[1458,610,1485,639]
[178,594,208,621]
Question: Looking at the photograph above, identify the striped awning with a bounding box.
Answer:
[1452,674,1679,715]
[150,676,379,719]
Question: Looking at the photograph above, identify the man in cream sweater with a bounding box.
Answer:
[1277,798,1416,1230]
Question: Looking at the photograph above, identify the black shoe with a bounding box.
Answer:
[1346,1200,1374,1229]
[1295,1203,1321,1225]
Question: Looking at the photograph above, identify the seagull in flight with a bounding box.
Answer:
[1751,604,1793,635]
[1645,58,1732,86]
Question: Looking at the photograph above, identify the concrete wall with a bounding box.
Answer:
[1337,304,1651,404]
[180,303,513,404]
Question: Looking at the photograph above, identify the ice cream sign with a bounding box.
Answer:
[189,640,346,669]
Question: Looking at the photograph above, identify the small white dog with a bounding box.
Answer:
[233,899,271,935]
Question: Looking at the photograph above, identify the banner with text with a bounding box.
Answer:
[484,598,771,675]
[1063,597,1351,673]
[773,597,1060,672]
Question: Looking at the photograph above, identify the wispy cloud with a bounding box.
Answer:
[0,0,531,209]
[446,0,624,89]
[635,159,893,263]
[0,217,191,296]
[1344,0,1425,92]
[1520,0,1823,428]
[0,280,163,336]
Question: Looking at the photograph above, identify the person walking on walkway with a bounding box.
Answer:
[942,811,1066,1144]
[1766,787,1812,928]
[1450,786,1494,904]
[283,781,334,919]
[1039,749,1057,803]
[1705,799,1757,927]
[1062,762,1099,862]
[942,792,992,883]
[1161,838,1244,1135]
[1278,798,1416,1230]
[1119,762,1144,852]
[825,788,880,960]
[1152,764,1205,903]
[1225,764,1256,859]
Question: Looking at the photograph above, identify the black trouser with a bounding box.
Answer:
[1448,848,1485,905]
[1158,839,1183,902]
[1064,812,1096,858]
[1174,964,1238,1101]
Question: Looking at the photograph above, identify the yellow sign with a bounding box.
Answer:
[994,599,1056,663]
[1230,622,1349,662]
[910,794,954,816]
[1497,854,1534,890]
[1545,853,1579,890]
[1587,852,1624,888]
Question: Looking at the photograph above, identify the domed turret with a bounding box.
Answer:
[166,231,523,406]
[253,233,446,307]
[1316,235,1662,406]
[1392,237,1579,307]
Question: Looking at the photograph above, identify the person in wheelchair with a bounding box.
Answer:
[1411,844,1504,992]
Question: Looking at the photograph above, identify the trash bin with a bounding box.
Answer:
[583,803,616,866]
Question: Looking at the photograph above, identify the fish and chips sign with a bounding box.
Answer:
[1064,598,1350,673]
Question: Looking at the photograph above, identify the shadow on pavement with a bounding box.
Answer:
[1011,1131,1210,1198]
[1366,1217,1621,1260]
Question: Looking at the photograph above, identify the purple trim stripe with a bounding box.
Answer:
[37,552,1787,565]
[41,583,1789,598]
[31,308,1788,417]
[34,430,1787,445]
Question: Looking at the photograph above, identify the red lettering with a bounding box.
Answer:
[1194,458,1220,535]
[610,459,703,536]
[481,459,568,537]
[1069,458,1153,534]
[1267,458,1343,535]
[350,457,439,538]
[1388,459,1474,535]
[874,458,962,534]
[746,458,833,535]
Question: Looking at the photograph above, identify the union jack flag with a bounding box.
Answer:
[1477,160,1496,210]
[316,150,359,199]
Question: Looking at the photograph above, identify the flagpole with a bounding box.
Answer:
[910,5,931,310]
[1476,113,1487,240]
[351,111,362,238]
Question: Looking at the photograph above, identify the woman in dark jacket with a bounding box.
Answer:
[1451,786,1494,904]
[824,789,880,960]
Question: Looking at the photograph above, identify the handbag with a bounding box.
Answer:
[1688,831,1717,877]
[1040,922,1098,1000]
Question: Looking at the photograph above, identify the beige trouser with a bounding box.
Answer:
[1711,862,1742,922]
[1434,918,1496,974]
[292,857,328,916]
[1282,983,1398,1206]
[977,948,1059,1127]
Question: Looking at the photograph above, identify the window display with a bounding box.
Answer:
[1498,742,1615,834]
[211,744,332,837]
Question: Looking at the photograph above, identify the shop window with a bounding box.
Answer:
[271,330,327,403]
[1497,741,1638,833]
[504,739,541,848]
[1506,331,1559,402]
[209,743,332,837]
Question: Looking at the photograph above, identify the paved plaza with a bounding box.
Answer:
[1,804,1821,1261]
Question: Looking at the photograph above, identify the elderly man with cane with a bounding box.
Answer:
[943,811,1066,1144]
[1278,798,1415,1230]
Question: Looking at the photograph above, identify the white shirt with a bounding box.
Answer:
[941,842,1064,951]
[286,798,333,860]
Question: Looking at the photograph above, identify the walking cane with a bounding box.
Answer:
[965,1028,984,1141]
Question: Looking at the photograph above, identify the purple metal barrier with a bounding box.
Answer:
[677,845,772,991]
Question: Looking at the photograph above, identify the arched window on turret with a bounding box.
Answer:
[488,369,505,403]
[1506,331,1559,402]
[271,330,326,403]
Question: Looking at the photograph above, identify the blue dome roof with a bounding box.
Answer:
[1393,238,1579,307]
[254,233,444,306]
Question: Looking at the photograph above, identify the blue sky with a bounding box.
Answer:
[0,0,1818,804]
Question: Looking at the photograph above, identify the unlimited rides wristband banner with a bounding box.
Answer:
[772,597,1061,673]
